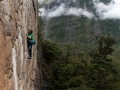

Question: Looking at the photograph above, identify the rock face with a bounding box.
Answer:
[0,0,39,90]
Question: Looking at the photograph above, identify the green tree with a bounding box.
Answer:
[89,36,117,90]
[41,40,62,63]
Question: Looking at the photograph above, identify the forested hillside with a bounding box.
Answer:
[41,0,120,57]
[45,0,120,43]
[38,0,120,90]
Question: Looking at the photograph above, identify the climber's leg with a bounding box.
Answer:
[28,48,32,59]
[28,45,33,59]
[27,40,33,59]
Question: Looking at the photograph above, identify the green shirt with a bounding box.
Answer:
[28,33,34,40]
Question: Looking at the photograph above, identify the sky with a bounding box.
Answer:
[38,0,120,20]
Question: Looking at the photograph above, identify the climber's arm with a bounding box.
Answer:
[26,34,31,39]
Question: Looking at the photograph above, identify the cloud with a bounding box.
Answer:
[47,4,66,18]
[39,4,94,19]
[65,8,83,16]
[39,0,120,20]
[38,0,46,4]
[38,0,55,4]
[39,8,47,16]
[93,0,120,19]
[82,11,94,19]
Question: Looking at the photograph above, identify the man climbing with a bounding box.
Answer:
[27,28,35,59]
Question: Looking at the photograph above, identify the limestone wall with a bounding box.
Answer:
[0,0,38,90]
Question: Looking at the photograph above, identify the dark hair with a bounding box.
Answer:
[28,28,33,34]
[30,30,33,33]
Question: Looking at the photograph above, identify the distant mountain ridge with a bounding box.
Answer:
[42,0,120,47]
[45,0,112,11]
[49,0,80,8]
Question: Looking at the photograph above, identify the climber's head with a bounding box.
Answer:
[28,28,33,34]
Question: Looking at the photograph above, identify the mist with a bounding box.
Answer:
[38,0,45,4]
[93,0,120,19]
[38,0,55,4]
[39,0,120,20]
[39,3,94,19]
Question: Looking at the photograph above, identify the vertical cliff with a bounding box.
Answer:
[0,0,38,90]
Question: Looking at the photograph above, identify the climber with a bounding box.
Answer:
[27,28,35,59]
